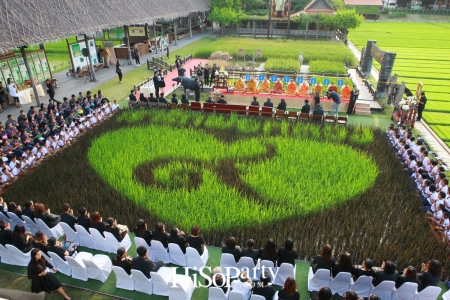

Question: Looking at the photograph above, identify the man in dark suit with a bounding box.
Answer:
[129,90,137,102]
[216,95,227,104]
[251,96,259,106]
[60,203,77,230]
[0,219,12,246]
[132,246,163,279]
[373,261,399,287]
[203,64,210,86]
[77,207,90,231]
[312,104,324,116]
[301,100,311,114]
[153,71,160,98]
[22,200,35,221]
[417,91,427,121]
[149,93,158,103]
[205,96,215,104]
[263,97,273,107]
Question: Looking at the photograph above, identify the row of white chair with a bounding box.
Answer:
[307,268,442,300]
[112,266,194,299]
[220,254,295,286]
[209,287,279,300]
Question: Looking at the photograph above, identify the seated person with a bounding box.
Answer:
[60,203,77,231]
[89,211,110,237]
[0,219,12,246]
[418,260,442,291]
[285,80,297,96]
[251,96,260,106]
[206,266,228,293]
[222,236,242,263]
[216,95,227,104]
[332,252,355,278]
[171,93,178,104]
[259,238,278,265]
[158,93,167,103]
[205,96,215,104]
[244,77,257,93]
[301,100,310,114]
[112,247,133,275]
[34,203,60,228]
[396,266,419,288]
[242,239,259,265]
[272,78,284,94]
[328,83,338,93]
[12,224,33,252]
[312,104,324,116]
[353,258,374,281]
[139,92,148,103]
[8,202,22,220]
[152,222,170,248]
[47,237,70,261]
[106,217,128,242]
[32,230,49,255]
[252,272,275,300]
[340,83,351,99]
[131,246,164,279]
[277,99,287,111]
[278,277,300,300]
[277,238,298,267]
[314,83,323,96]
[263,97,273,108]
[129,90,137,103]
[168,227,187,253]
[373,260,399,286]
[231,271,252,300]
[181,93,190,104]
[234,76,245,92]
[22,200,35,221]
[134,219,153,247]
[77,206,90,231]
[186,225,206,255]
[296,82,310,97]
[148,93,158,102]
[258,78,271,94]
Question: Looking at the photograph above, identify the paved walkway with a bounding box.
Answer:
[347,40,450,163]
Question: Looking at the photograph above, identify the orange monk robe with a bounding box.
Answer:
[272,80,284,94]
[285,82,297,96]
[329,84,338,93]
[296,82,310,97]
[258,80,271,94]
[340,84,351,99]
[244,79,257,93]
[314,84,323,95]
[234,79,245,91]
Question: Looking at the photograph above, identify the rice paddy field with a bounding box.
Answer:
[349,22,450,143]
[3,109,448,279]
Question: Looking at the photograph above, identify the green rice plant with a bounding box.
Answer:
[263,120,272,136]
[309,60,347,74]
[265,58,300,71]
[350,125,374,145]
[280,120,290,137]
[237,116,260,133]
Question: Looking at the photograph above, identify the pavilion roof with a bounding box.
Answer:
[302,0,335,15]
[0,0,210,51]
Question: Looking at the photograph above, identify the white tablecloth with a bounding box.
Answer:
[30,85,45,98]
[19,88,33,104]
[140,81,155,97]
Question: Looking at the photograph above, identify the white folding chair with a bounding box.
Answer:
[220,253,239,278]
[7,212,28,231]
[90,228,108,252]
[442,289,450,300]
[151,240,170,264]
[415,286,442,300]
[66,256,88,281]
[35,218,63,240]
[112,266,135,291]
[350,275,373,298]
[169,243,187,267]
[372,280,396,300]
[131,269,153,295]
[169,274,195,300]
[150,266,175,296]
[208,286,228,300]
[308,267,331,292]
[391,282,418,300]
[59,222,79,245]
[273,263,296,286]
[104,232,131,254]
[229,291,247,300]
[48,251,71,276]
[0,244,16,265]
[239,257,259,281]
[330,272,352,295]
[134,237,152,258]
[83,254,112,283]
[186,246,209,271]
[22,215,40,235]
[259,260,276,282]
[74,225,94,249]
[5,244,31,267]
[251,294,266,300]
[273,291,278,300]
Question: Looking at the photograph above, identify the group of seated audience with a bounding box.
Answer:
[311,244,442,292]
[387,124,450,246]
[0,93,120,185]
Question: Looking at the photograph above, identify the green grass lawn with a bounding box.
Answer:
[349,22,450,143]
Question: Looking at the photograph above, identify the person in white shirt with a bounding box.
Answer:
[7,78,21,108]
[231,272,252,300]
[2,167,16,183]
[112,100,119,111]
[424,184,438,207]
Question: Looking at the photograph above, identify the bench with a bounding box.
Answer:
[248,105,260,116]
[190,102,202,111]
[215,103,247,115]
[261,106,274,118]
[203,102,215,113]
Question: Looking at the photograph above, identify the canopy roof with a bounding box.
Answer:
[344,0,383,5]
[0,0,210,51]
[302,0,335,15]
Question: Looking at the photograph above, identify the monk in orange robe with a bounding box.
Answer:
[285,79,297,96]
[244,77,257,93]
[314,83,323,96]
[328,83,338,93]
[340,83,351,99]
[258,79,271,94]
[234,76,245,92]
[272,78,284,94]
[296,82,310,97]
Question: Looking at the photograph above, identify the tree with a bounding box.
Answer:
[328,0,346,10]
[291,0,312,12]
[333,9,364,41]
[240,0,265,10]
[209,7,245,35]
[211,0,241,10]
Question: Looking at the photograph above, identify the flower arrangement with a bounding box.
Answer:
[399,96,417,111]
[407,96,417,105]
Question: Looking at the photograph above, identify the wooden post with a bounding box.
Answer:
[253,20,256,38]
[287,0,292,39]
[174,19,178,46]
[201,12,204,34]
[84,34,97,81]
[39,44,52,79]
[153,21,158,54]
[124,26,133,64]
[268,0,273,38]
[20,47,40,106]
[66,38,77,78]
[189,15,192,39]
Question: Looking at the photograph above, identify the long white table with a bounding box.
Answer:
[140,81,156,97]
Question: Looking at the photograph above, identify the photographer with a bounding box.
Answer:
[326,88,340,116]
